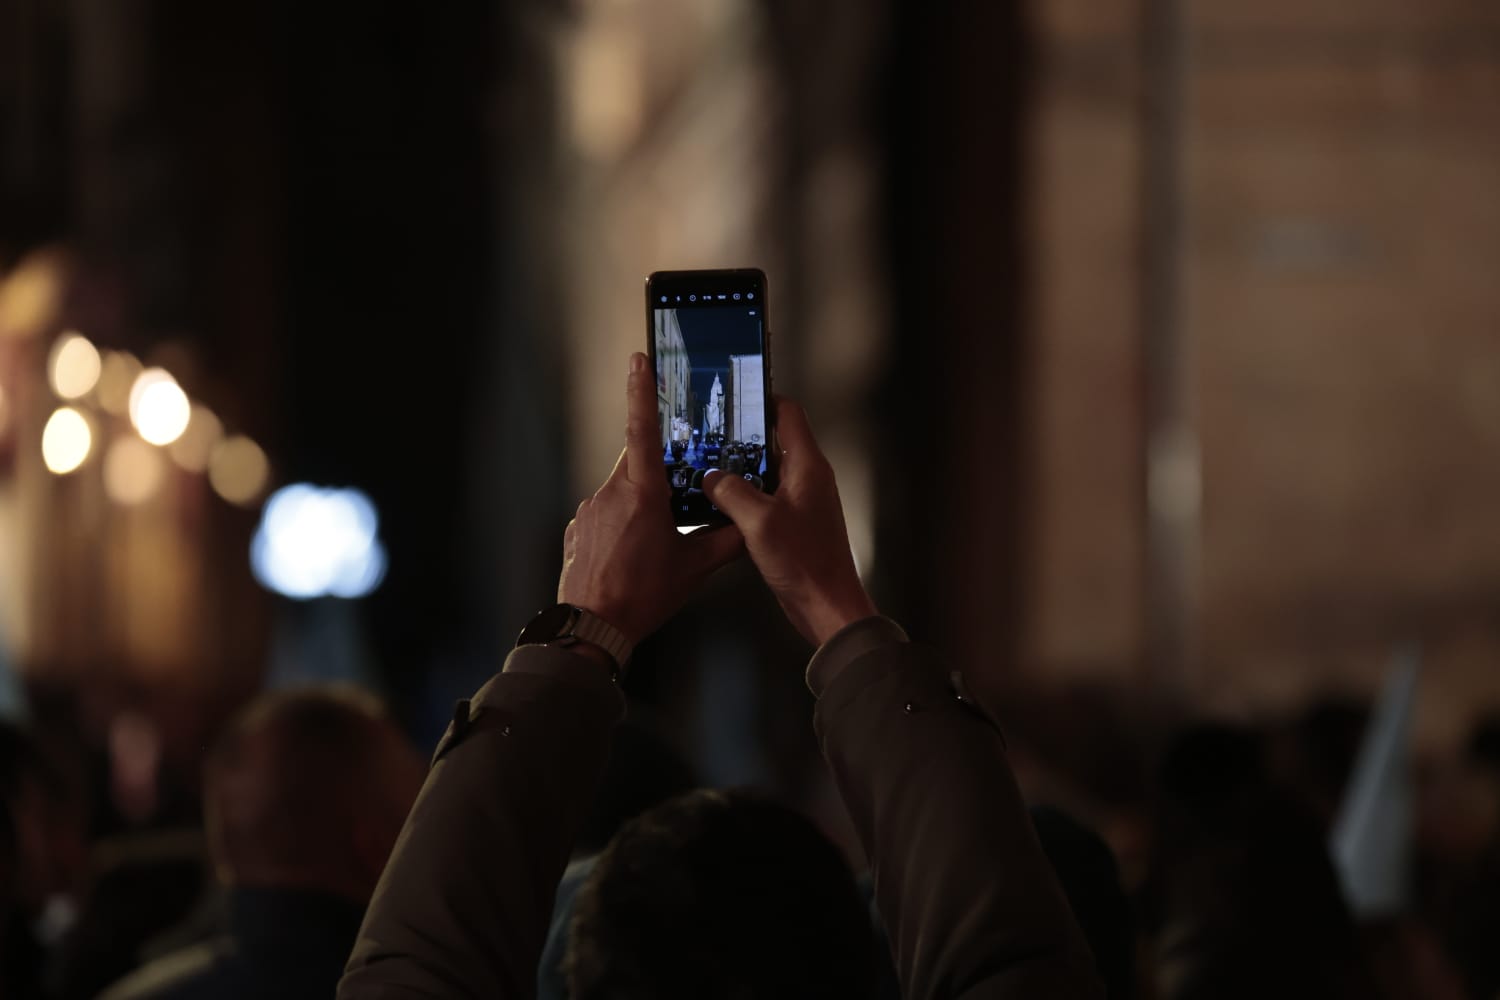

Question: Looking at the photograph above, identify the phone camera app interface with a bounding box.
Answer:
[654,299,768,520]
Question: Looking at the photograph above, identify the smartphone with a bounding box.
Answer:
[646,269,775,527]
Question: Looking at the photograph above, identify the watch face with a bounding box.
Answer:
[516,604,580,646]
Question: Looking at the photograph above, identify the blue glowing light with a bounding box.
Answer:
[251,484,387,600]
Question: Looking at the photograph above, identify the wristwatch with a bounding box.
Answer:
[515,604,632,680]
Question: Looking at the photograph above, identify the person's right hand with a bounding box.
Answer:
[703,398,877,647]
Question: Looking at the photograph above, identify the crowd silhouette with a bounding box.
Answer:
[1,357,1497,999]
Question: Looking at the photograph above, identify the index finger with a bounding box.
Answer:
[625,352,662,487]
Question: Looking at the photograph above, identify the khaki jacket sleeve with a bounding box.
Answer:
[813,629,1104,1000]
[338,648,624,999]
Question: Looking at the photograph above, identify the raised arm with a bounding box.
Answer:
[704,401,1103,1000]
[339,354,743,998]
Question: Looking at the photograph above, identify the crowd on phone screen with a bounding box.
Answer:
[2,375,1499,998]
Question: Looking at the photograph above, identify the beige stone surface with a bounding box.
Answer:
[1021,0,1500,740]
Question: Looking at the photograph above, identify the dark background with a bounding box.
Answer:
[672,306,764,425]
[2,0,1499,924]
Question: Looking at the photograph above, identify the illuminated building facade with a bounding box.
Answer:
[726,353,763,445]
[654,309,691,450]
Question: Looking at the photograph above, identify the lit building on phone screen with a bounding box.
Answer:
[654,309,690,451]
[727,354,764,446]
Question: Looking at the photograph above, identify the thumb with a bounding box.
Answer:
[702,469,771,528]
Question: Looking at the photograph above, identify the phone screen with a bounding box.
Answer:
[646,269,774,526]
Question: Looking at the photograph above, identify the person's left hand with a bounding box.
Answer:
[557,352,745,646]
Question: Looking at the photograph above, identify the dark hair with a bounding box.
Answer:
[566,789,877,1000]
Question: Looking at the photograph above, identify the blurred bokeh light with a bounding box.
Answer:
[96,352,144,416]
[104,436,167,506]
[208,434,270,507]
[40,406,93,475]
[47,332,102,400]
[168,403,224,473]
[250,484,386,600]
[128,368,192,446]
[0,248,66,340]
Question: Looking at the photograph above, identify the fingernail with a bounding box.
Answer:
[630,354,646,373]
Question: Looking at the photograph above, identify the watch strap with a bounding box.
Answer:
[567,609,632,672]
[516,604,632,678]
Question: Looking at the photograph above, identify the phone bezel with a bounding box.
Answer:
[645,268,776,527]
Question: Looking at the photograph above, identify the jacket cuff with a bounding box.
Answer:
[502,643,621,691]
[806,615,910,697]
[429,648,625,768]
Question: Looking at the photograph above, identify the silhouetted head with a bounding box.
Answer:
[1150,723,1375,1000]
[1468,712,1500,778]
[1030,805,1135,999]
[1284,698,1370,829]
[0,721,87,911]
[566,789,876,1000]
[1157,723,1269,835]
[0,723,28,906]
[203,686,423,903]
